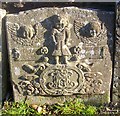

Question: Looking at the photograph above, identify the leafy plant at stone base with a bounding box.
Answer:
[4,98,119,115]
[49,99,97,115]
[2,101,41,115]
[2,99,98,115]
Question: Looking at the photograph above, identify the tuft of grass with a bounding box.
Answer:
[51,99,97,115]
[2,99,119,115]
[82,105,97,115]
[1,99,99,115]
[2,101,41,115]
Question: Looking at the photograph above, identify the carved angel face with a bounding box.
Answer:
[89,22,101,37]
[17,25,35,39]
[80,21,101,37]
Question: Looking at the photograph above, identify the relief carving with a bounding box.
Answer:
[40,65,84,95]
[40,46,48,55]
[73,44,104,60]
[79,21,101,38]
[12,48,20,61]
[22,64,36,74]
[82,72,104,94]
[17,25,35,39]
[19,63,103,96]
[74,20,105,44]
[5,6,114,105]
[7,22,45,46]
[52,14,72,64]
[19,75,42,96]
[12,14,104,96]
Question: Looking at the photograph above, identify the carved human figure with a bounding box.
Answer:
[52,14,72,64]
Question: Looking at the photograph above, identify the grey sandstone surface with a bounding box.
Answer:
[6,7,114,105]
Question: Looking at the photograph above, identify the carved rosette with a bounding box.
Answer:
[39,65,84,95]
[81,72,104,94]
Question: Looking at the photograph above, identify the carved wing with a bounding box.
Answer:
[74,20,93,44]
[33,23,46,41]
[7,22,31,46]
[74,20,83,39]
[7,22,19,37]
[6,22,46,46]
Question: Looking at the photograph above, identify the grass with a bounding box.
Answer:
[51,99,97,115]
[2,99,99,115]
[2,101,41,115]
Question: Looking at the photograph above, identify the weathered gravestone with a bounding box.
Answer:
[6,7,114,105]
[113,3,120,105]
[0,8,6,107]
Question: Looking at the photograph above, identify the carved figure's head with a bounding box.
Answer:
[54,14,69,30]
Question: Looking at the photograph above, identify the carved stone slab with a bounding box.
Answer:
[6,7,114,105]
[113,3,120,104]
[0,9,6,106]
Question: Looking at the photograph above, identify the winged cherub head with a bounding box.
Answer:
[17,25,35,39]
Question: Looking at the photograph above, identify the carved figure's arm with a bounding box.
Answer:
[65,24,72,44]
[52,28,57,44]
[66,28,70,42]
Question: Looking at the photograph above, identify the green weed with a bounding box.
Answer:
[2,102,41,115]
[2,99,98,115]
[51,99,97,115]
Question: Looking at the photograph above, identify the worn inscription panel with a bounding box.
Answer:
[113,3,120,104]
[6,7,114,105]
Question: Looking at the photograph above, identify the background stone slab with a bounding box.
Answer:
[6,7,114,105]
[0,8,6,107]
[113,2,120,105]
